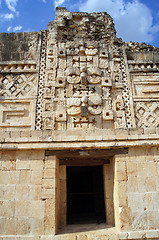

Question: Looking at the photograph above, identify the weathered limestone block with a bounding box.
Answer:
[126,162,137,176]
[118,181,128,207]
[1,150,16,161]
[43,168,56,179]
[42,179,56,189]
[0,170,20,184]
[0,217,17,235]
[127,176,138,192]
[0,201,15,217]
[1,160,16,170]
[31,170,43,185]
[16,150,45,161]
[119,207,132,231]
[45,199,56,234]
[15,200,45,219]
[0,185,16,200]
[0,32,39,61]
[131,211,148,230]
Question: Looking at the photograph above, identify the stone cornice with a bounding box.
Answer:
[0,128,158,150]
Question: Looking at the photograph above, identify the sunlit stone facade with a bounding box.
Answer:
[0,7,159,240]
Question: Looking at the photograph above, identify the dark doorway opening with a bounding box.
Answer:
[67,165,106,224]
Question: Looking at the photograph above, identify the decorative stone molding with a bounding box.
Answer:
[0,73,38,98]
[0,100,36,130]
[35,31,47,130]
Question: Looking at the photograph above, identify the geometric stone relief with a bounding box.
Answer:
[0,62,37,73]
[35,31,47,130]
[118,46,133,128]
[40,39,132,130]
[33,9,134,130]
[132,75,159,99]
[128,61,159,72]
[0,100,36,130]
[0,73,38,99]
[132,75,159,127]
[135,102,159,128]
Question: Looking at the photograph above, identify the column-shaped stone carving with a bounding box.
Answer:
[119,46,135,128]
[35,31,47,130]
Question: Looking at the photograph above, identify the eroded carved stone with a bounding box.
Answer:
[0,100,35,130]
[0,74,38,98]
[135,102,159,128]
[1,8,158,131]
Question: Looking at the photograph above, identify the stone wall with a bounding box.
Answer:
[0,151,61,237]
[0,32,39,62]
[0,32,40,131]
[115,146,159,232]
[1,145,159,239]
[0,150,45,235]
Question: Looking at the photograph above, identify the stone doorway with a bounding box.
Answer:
[67,165,106,224]
[45,148,129,230]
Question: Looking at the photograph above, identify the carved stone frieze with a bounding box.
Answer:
[131,74,159,127]
[40,36,131,130]
[135,102,159,128]
[0,100,35,130]
[35,31,47,130]
[0,62,37,73]
[1,8,157,131]
[0,73,38,98]
[38,8,136,131]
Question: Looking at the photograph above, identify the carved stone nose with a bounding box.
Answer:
[81,96,88,103]
[81,72,87,85]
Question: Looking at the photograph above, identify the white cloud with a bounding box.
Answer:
[7,25,22,32]
[0,13,14,21]
[79,0,159,43]
[55,0,65,7]
[7,26,12,31]
[5,0,18,12]
[13,25,22,31]
[6,25,22,32]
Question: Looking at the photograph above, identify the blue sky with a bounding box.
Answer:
[0,0,159,47]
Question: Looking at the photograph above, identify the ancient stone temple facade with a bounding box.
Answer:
[0,7,159,240]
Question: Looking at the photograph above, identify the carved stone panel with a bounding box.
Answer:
[132,74,159,128]
[35,9,134,130]
[40,37,133,130]
[135,102,159,128]
[0,73,38,99]
[132,75,159,100]
[0,100,36,130]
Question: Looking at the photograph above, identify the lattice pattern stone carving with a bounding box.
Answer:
[0,74,38,98]
[35,31,47,130]
[135,102,159,128]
